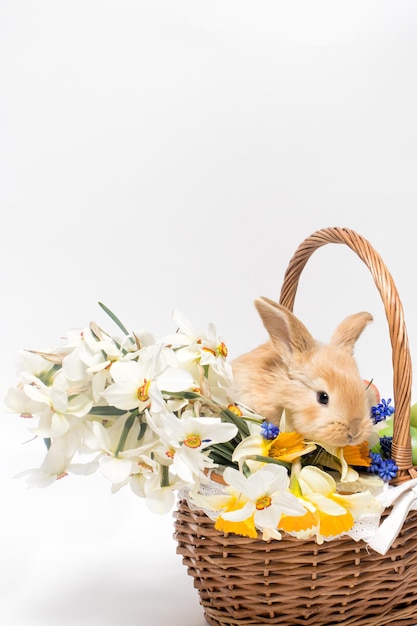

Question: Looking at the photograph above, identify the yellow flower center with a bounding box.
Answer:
[256,495,272,510]
[137,379,150,402]
[202,347,216,356]
[183,434,202,449]
[217,342,228,357]
[228,404,243,417]
[165,450,175,459]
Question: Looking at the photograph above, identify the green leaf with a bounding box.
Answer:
[252,455,291,471]
[98,302,130,336]
[242,461,251,478]
[208,451,238,470]
[162,390,201,400]
[207,443,233,461]
[89,406,127,417]
[220,408,251,437]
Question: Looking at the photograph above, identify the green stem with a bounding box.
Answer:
[161,464,170,488]
[39,364,61,386]
[137,421,147,441]
[115,410,138,457]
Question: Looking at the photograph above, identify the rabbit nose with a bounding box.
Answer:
[347,418,368,443]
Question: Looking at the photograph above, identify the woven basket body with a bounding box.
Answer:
[175,502,417,626]
[174,227,417,626]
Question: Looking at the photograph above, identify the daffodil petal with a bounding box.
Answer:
[333,490,382,518]
[157,367,194,392]
[262,527,283,541]
[221,501,255,522]
[318,510,354,537]
[99,456,133,483]
[273,491,307,516]
[299,465,336,495]
[279,509,317,533]
[215,515,258,538]
[232,435,268,463]
[188,491,232,513]
[307,493,348,516]
[223,467,251,494]
[254,505,283,529]
[146,487,176,514]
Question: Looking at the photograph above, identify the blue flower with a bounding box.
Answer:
[367,451,383,474]
[260,420,279,440]
[379,435,393,459]
[377,458,398,482]
[371,398,395,424]
[367,451,398,482]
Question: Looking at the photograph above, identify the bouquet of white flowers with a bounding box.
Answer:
[6,301,398,545]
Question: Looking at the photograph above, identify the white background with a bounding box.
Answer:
[1,2,417,625]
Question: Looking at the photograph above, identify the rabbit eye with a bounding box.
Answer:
[317,391,329,405]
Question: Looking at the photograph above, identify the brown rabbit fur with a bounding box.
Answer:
[230,297,375,448]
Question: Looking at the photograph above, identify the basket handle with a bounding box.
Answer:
[278,226,415,482]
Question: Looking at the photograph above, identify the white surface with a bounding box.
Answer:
[1,2,417,625]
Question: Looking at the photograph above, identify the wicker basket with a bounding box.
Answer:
[174,227,417,626]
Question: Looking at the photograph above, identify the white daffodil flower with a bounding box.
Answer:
[83,414,157,486]
[20,373,93,438]
[190,464,306,538]
[62,326,136,381]
[130,468,185,514]
[162,310,233,401]
[4,351,62,418]
[15,427,86,488]
[60,328,98,382]
[168,311,226,355]
[102,346,195,412]
[4,385,46,418]
[146,410,238,484]
[14,350,61,385]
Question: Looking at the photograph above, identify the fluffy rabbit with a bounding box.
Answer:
[230,297,375,447]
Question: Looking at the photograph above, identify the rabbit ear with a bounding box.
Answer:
[329,312,373,353]
[254,297,316,356]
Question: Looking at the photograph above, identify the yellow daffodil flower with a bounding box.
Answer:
[278,464,381,544]
[232,431,316,469]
